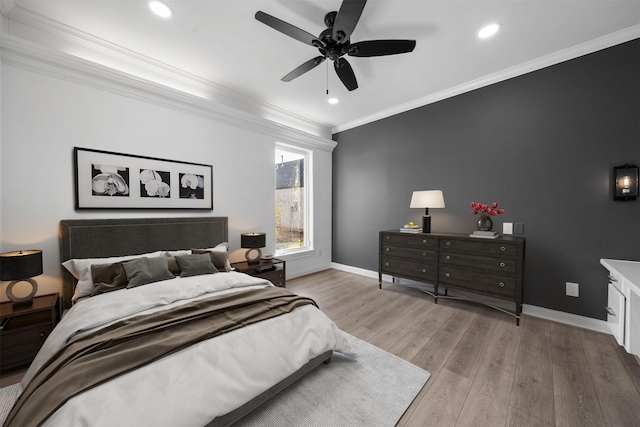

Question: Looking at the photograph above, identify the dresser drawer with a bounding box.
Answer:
[439,238,517,257]
[381,233,438,249]
[439,251,516,273]
[438,267,515,297]
[382,244,436,261]
[381,257,437,281]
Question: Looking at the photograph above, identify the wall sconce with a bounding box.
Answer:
[241,232,266,264]
[410,190,445,233]
[613,164,639,201]
[0,249,43,306]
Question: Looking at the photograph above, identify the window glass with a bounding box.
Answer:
[275,146,309,253]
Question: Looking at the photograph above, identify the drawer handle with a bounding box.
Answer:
[500,246,506,251]
[445,272,450,278]
[499,282,505,287]
[422,239,427,244]
[386,236,390,240]
[40,332,45,337]
[608,275,618,283]
[446,241,451,246]
[422,269,427,273]
[605,306,615,316]
[385,262,389,266]
[422,252,427,257]
[385,247,390,252]
[499,262,505,267]
[446,255,451,260]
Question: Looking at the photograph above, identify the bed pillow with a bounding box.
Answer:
[166,250,191,257]
[123,257,175,288]
[167,256,182,276]
[64,251,165,303]
[192,247,230,272]
[90,262,129,296]
[175,253,218,277]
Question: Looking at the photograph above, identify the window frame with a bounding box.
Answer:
[275,143,313,257]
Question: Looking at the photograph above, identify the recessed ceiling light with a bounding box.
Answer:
[478,23,500,39]
[149,0,173,18]
[328,97,340,104]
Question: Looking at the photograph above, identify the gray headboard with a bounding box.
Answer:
[59,217,228,308]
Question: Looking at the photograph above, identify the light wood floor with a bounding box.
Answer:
[288,269,640,427]
[3,269,640,426]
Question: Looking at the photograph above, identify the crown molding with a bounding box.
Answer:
[1,3,333,140]
[1,33,336,152]
[333,24,640,134]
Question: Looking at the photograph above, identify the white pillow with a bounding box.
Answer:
[166,250,192,257]
[63,251,164,303]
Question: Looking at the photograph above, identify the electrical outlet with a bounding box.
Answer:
[514,223,524,234]
[503,222,513,234]
[566,282,579,297]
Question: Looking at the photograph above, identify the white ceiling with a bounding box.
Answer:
[5,1,640,133]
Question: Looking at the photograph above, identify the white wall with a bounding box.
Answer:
[0,50,335,301]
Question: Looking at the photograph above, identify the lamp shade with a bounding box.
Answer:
[241,233,266,249]
[410,190,445,208]
[0,250,43,280]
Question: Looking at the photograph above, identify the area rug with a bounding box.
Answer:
[0,334,429,426]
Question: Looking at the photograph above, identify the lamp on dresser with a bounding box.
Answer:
[241,232,266,264]
[0,249,43,306]
[410,190,445,233]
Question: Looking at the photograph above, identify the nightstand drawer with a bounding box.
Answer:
[259,269,285,287]
[1,322,52,369]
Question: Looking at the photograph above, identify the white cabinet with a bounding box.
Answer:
[601,259,640,356]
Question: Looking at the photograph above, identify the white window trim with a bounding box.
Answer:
[275,143,313,256]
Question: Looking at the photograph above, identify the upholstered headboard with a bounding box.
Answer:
[59,217,228,308]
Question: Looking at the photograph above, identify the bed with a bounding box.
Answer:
[3,217,354,427]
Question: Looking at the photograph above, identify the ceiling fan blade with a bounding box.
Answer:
[256,11,324,47]
[348,40,416,57]
[282,56,327,82]
[334,58,358,91]
[332,0,367,43]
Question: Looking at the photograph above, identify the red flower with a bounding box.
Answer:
[469,201,506,217]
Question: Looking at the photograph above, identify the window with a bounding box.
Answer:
[275,145,311,254]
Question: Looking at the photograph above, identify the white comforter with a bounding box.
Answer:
[20,272,355,427]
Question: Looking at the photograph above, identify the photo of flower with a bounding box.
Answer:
[180,173,205,199]
[91,164,129,197]
[140,169,170,198]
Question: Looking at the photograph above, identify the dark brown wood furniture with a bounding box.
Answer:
[232,258,286,288]
[379,230,525,324]
[0,293,59,372]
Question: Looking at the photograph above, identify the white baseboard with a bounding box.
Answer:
[330,263,610,334]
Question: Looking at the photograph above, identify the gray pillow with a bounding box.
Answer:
[91,262,129,296]
[175,253,218,277]
[123,257,175,288]
[192,249,229,271]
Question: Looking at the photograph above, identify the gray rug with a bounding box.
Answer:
[0,334,429,426]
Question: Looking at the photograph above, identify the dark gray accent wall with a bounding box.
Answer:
[332,39,640,320]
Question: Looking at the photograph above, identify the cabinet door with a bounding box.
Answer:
[607,282,625,346]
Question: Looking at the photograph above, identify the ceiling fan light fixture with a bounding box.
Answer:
[328,97,340,104]
[478,23,500,39]
[149,0,173,18]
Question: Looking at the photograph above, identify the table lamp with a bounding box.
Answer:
[241,232,266,264]
[0,249,43,306]
[410,190,445,233]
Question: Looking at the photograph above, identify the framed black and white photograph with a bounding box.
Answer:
[75,147,213,209]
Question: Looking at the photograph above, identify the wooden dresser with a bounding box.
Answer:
[379,231,525,324]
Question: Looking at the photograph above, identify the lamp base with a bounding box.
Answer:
[421,215,432,233]
[245,248,262,264]
[6,278,38,306]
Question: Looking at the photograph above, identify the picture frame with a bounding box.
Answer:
[74,147,213,210]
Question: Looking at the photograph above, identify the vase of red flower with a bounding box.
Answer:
[470,202,505,231]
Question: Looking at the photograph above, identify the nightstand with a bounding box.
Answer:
[232,258,286,287]
[0,293,59,372]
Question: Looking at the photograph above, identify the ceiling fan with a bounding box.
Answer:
[255,0,416,91]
